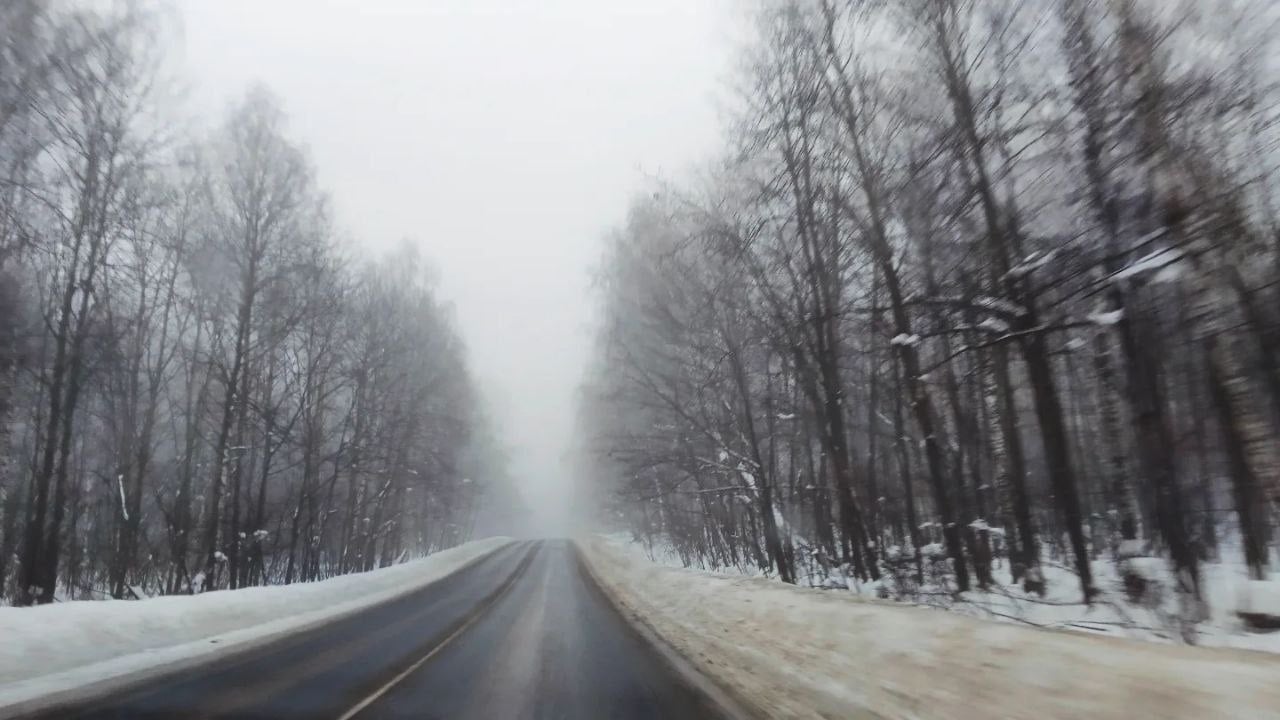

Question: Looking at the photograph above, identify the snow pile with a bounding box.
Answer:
[895,550,1280,655]
[1117,538,1145,559]
[0,537,512,710]
[921,542,947,558]
[607,534,1280,654]
[889,333,921,347]
[1237,580,1280,629]
[580,536,1280,720]
[1238,580,1280,615]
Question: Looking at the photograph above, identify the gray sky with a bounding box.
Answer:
[173,0,734,533]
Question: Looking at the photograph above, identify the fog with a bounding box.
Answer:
[173,0,733,534]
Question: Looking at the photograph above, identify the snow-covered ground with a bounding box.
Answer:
[621,533,1280,654]
[581,535,1280,719]
[0,537,512,713]
[930,553,1280,653]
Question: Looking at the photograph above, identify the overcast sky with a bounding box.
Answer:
[172,0,735,533]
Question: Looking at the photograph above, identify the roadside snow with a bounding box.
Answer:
[614,533,1280,654]
[0,537,512,712]
[580,536,1280,720]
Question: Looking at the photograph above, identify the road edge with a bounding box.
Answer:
[572,539,761,720]
[0,538,517,720]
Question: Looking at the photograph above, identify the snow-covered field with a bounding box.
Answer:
[580,535,1280,719]
[0,537,512,713]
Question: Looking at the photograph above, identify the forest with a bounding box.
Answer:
[579,0,1280,639]
[0,1,502,605]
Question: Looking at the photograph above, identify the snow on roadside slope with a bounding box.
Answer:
[0,537,512,710]
[579,536,1280,720]
[611,533,1280,653]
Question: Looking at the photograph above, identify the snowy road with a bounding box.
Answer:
[25,540,726,720]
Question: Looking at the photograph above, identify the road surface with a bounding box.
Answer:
[27,540,727,720]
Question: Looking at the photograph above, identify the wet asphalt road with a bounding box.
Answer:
[28,540,723,720]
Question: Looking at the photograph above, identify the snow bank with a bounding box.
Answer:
[580,536,1280,720]
[0,537,512,711]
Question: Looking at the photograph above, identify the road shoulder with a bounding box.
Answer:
[574,540,761,720]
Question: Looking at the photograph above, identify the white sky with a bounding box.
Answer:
[172,0,734,534]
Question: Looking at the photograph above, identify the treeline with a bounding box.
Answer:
[0,1,499,604]
[579,0,1280,626]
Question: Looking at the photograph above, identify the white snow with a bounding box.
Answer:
[977,317,1009,334]
[580,536,1280,719]
[1152,262,1185,283]
[116,476,128,522]
[1004,249,1058,279]
[1117,538,1145,559]
[1112,247,1184,283]
[974,296,1027,317]
[1121,556,1166,581]
[1131,227,1168,247]
[967,519,1002,535]
[890,333,921,347]
[0,537,512,712]
[1088,308,1125,326]
[1237,580,1280,617]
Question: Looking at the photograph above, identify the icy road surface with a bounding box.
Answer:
[22,540,729,720]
